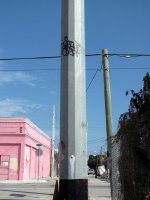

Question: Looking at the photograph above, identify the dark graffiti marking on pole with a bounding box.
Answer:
[61,36,80,57]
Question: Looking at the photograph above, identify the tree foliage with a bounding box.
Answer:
[118,73,150,200]
[88,154,107,170]
[88,155,100,169]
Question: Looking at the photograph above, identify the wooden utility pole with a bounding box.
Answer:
[102,48,114,199]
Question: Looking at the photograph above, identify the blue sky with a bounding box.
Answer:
[0,0,150,155]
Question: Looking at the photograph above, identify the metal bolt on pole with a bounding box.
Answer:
[102,49,114,199]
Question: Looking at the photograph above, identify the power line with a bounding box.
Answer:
[110,67,150,70]
[86,69,100,92]
[86,53,101,57]
[86,62,103,92]
[0,66,149,72]
[0,68,60,72]
[108,53,150,58]
[0,68,101,72]
[0,53,101,61]
[0,56,61,61]
[1,53,150,61]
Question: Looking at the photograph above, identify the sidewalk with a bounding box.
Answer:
[0,177,111,200]
[88,176,111,200]
[0,177,56,184]
[88,176,110,186]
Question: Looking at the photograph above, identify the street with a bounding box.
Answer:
[88,175,111,200]
[0,176,111,200]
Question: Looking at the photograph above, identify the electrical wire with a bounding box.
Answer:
[0,67,101,72]
[86,62,103,92]
[0,56,60,61]
[0,53,101,61]
[1,53,150,61]
[86,68,102,92]
[0,66,149,72]
[86,53,101,57]
[108,53,150,58]
[110,67,150,70]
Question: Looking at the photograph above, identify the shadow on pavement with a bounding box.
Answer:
[0,189,53,196]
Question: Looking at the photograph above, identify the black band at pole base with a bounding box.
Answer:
[59,179,88,200]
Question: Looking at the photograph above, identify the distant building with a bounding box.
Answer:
[0,117,51,180]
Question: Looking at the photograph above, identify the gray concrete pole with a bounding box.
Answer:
[51,105,55,177]
[59,0,88,199]
[102,49,114,199]
[38,147,40,180]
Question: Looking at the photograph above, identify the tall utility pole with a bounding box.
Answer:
[102,49,114,199]
[51,105,55,177]
[59,0,88,199]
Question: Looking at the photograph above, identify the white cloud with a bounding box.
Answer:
[0,98,42,116]
[0,71,36,86]
[0,52,36,86]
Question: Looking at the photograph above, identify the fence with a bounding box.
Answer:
[111,136,123,200]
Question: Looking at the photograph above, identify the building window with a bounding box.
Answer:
[0,155,9,167]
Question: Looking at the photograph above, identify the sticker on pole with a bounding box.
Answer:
[36,149,43,156]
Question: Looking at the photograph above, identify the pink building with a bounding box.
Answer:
[0,117,51,180]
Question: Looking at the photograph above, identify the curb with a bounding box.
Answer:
[0,177,58,184]
[0,180,48,184]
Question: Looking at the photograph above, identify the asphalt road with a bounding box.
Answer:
[0,176,111,200]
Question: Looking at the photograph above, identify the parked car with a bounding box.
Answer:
[88,168,95,175]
